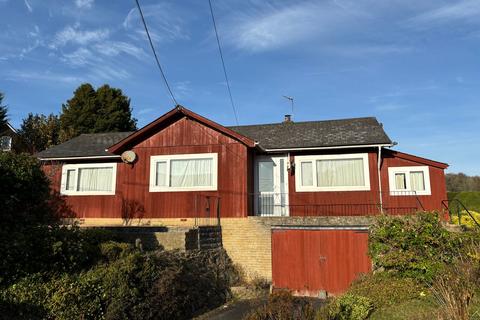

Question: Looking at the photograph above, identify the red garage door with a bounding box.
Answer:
[271,228,371,296]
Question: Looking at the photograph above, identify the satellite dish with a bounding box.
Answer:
[121,150,137,163]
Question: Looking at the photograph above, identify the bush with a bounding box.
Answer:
[451,210,480,229]
[328,293,374,320]
[0,152,56,228]
[431,244,480,320]
[368,212,478,282]
[348,273,427,308]
[448,192,480,212]
[1,249,235,320]
[0,152,104,286]
[0,274,49,320]
[244,290,316,320]
[0,224,119,286]
[100,241,134,262]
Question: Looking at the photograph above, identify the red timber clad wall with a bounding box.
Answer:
[287,149,381,216]
[286,148,447,216]
[380,152,447,212]
[43,116,250,219]
[271,229,371,296]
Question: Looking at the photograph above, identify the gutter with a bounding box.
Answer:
[377,146,384,214]
[254,141,266,152]
[38,155,121,161]
[263,143,393,153]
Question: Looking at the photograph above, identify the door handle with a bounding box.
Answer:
[319,256,327,262]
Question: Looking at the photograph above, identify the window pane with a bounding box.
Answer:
[66,169,76,191]
[0,136,12,151]
[170,158,213,187]
[410,171,425,191]
[258,161,274,192]
[316,158,365,187]
[155,161,167,186]
[77,167,113,192]
[395,173,406,190]
[301,162,313,186]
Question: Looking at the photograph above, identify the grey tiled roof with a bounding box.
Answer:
[228,117,392,150]
[36,132,133,159]
[36,117,392,159]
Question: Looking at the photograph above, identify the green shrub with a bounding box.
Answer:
[348,273,427,308]
[368,212,477,282]
[328,293,374,320]
[244,290,316,320]
[448,192,480,212]
[0,224,120,286]
[1,249,235,320]
[0,153,111,286]
[100,241,134,262]
[0,152,56,228]
[451,210,480,229]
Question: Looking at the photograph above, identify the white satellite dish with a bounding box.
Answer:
[121,150,137,163]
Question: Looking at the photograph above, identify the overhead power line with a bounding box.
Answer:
[134,0,178,106]
[208,0,239,125]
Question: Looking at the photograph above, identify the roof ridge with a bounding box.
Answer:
[227,116,378,128]
[78,131,135,136]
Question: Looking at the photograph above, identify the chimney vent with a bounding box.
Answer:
[284,114,292,123]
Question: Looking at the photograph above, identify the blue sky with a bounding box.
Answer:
[1,0,479,174]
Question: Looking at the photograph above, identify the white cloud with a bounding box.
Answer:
[375,103,409,112]
[61,47,96,66]
[93,41,146,59]
[123,3,189,42]
[50,24,109,49]
[29,25,40,38]
[24,0,32,12]
[408,0,480,27]
[137,108,154,115]
[59,47,130,81]
[369,84,438,103]
[5,70,82,84]
[75,0,94,9]
[325,44,413,56]
[173,81,192,99]
[219,1,370,52]
[90,65,130,80]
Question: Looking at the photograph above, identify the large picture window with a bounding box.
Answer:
[149,153,218,192]
[60,163,117,195]
[295,153,370,192]
[388,166,431,195]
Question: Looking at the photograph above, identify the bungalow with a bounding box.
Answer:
[37,106,448,296]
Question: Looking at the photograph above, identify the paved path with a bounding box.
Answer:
[195,298,267,320]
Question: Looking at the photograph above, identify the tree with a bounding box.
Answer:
[18,113,61,153]
[0,92,8,128]
[446,173,480,192]
[59,83,137,142]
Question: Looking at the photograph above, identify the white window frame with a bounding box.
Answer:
[0,136,12,151]
[60,163,117,196]
[388,166,431,196]
[294,153,370,192]
[149,153,218,192]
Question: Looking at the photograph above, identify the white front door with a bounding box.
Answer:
[254,155,289,216]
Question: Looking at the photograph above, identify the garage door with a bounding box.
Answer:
[271,227,371,296]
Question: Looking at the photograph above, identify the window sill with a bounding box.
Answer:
[389,190,431,196]
[60,191,116,196]
[149,186,218,192]
[295,186,371,192]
